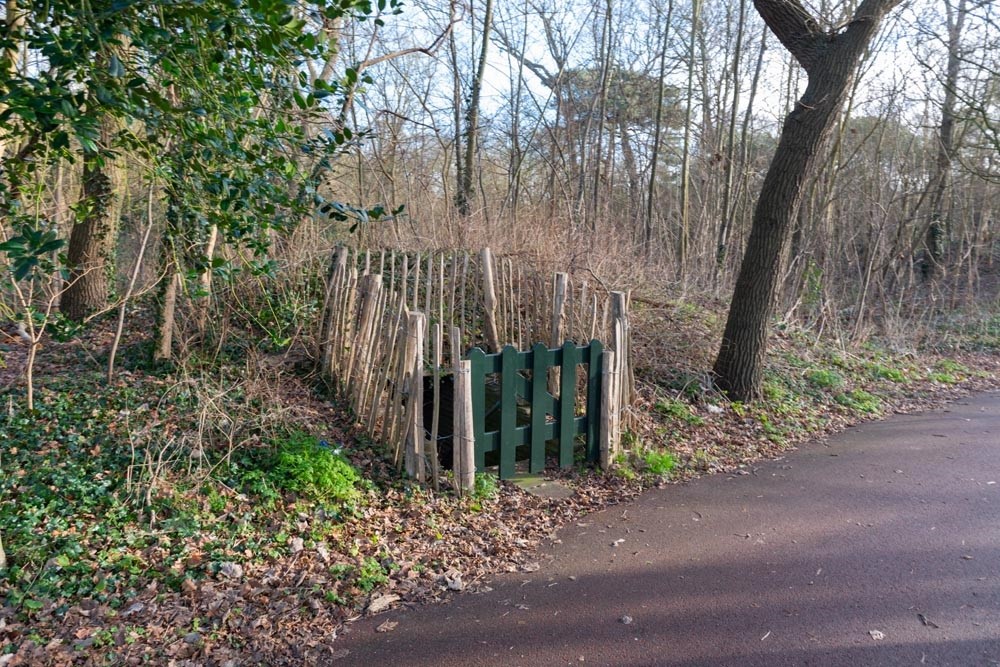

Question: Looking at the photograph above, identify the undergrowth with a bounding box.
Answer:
[0,372,366,617]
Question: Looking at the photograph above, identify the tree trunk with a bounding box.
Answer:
[456,0,494,216]
[0,0,25,165]
[645,0,675,255]
[678,0,702,278]
[62,115,121,322]
[713,0,902,401]
[922,0,967,281]
[716,0,748,279]
[589,0,614,230]
[155,263,181,362]
[448,3,464,216]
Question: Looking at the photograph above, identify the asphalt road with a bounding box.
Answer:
[333,392,1000,666]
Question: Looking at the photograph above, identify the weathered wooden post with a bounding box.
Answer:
[600,350,620,469]
[402,312,426,481]
[610,291,632,406]
[319,246,349,378]
[453,357,476,494]
[429,321,442,491]
[480,247,501,352]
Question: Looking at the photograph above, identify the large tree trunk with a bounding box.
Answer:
[62,115,121,322]
[713,0,902,401]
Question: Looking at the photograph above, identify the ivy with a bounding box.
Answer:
[1,0,392,285]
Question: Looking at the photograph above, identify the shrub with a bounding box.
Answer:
[806,369,843,389]
[835,390,882,414]
[269,432,361,505]
[654,399,705,426]
[869,363,905,382]
[643,449,676,476]
[356,557,388,592]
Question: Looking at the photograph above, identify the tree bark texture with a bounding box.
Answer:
[713,0,902,401]
[62,115,121,322]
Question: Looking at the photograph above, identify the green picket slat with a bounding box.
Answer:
[530,343,549,473]
[500,345,518,479]
[586,339,603,462]
[559,340,577,468]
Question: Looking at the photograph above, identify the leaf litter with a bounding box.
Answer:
[2,316,999,665]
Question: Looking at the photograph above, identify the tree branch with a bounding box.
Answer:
[843,0,905,45]
[752,0,824,72]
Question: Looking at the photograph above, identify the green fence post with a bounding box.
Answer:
[586,340,603,463]
[530,343,549,473]
[559,340,577,467]
[500,345,518,479]
[468,347,487,471]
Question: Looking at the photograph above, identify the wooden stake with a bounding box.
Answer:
[424,252,433,319]
[460,252,469,336]
[438,253,445,336]
[403,312,426,481]
[516,265,524,349]
[551,272,568,346]
[449,252,459,333]
[390,250,397,293]
[413,251,421,312]
[480,248,501,352]
[600,350,620,469]
[611,291,632,406]
[454,358,476,494]
[497,254,508,345]
[429,322,442,490]
[401,253,409,311]
[369,292,404,438]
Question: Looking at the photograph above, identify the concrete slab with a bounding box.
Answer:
[509,473,576,499]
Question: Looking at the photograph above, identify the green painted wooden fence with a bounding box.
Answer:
[466,340,604,480]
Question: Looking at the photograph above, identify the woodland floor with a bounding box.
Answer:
[0,302,998,666]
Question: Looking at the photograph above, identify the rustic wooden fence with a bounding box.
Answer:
[317,246,633,493]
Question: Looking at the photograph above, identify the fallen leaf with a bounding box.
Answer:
[366,594,400,615]
[918,613,940,629]
[376,620,398,633]
[869,630,885,640]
